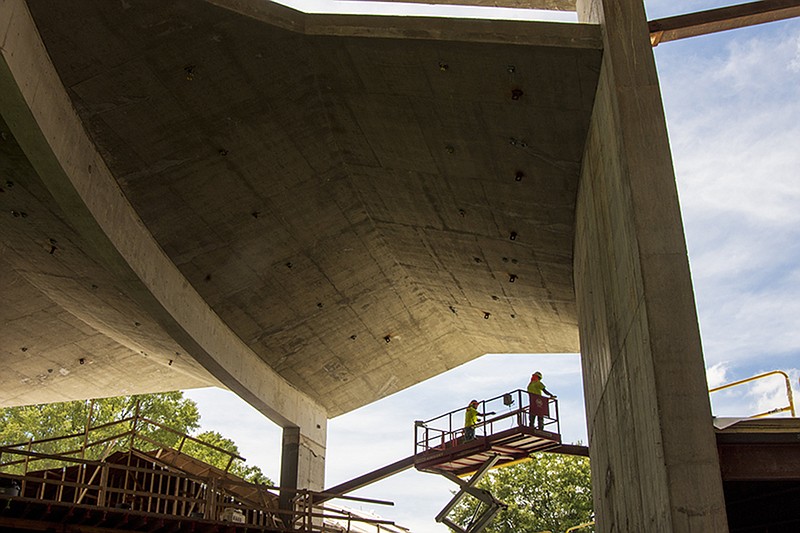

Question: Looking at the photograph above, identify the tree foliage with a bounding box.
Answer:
[0,392,200,453]
[0,393,271,485]
[449,452,593,533]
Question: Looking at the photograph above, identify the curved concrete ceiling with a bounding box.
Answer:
[1,0,600,418]
[0,110,220,405]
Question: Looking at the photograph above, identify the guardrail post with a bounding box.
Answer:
[23,440,32,475]
[82,399,95,459]
[129,403,140,450]
[204,477,217,520]
[98,463,108,508]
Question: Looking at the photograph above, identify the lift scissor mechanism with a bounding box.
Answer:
[433,454,506,533]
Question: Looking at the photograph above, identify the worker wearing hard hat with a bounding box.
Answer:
[527,371,556,430]
[464,399,495,441]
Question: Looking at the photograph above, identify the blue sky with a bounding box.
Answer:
[186,2,800,532]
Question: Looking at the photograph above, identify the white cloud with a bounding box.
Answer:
[656,20,800,372]
[705,362,729,389]
[791,34,800,72]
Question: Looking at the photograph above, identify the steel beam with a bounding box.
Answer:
[649,0,800,46]
[319,455,416,504]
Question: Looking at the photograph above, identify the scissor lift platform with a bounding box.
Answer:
[414,389,561,476]
[415,425,561,476]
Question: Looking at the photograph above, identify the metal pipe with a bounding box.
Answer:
[709,370,795,417]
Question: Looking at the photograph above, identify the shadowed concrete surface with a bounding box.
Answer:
[2,0,600,417]
[0,119,218,403]
[1,0,741,530]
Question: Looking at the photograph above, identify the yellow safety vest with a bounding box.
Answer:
[465,406,479,427]
[528,380,545,395]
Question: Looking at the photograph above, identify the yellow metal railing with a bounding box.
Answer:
[566,522,595,533]
[534,522,595,533]
[709,370,796,418]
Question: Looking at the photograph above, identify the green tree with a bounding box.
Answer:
[0,392,200,457]
[0,393,270,485]
[449,452,593,533]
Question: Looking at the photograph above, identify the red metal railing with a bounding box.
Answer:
[414,389,560,455]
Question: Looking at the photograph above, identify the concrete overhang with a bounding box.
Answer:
[1,0,601,422]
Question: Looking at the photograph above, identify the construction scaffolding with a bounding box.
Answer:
[0,411,406,532]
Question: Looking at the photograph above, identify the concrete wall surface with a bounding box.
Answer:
[574,0,728,531]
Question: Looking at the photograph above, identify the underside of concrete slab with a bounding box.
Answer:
[1,0,601,419]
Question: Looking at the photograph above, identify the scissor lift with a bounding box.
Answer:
[414,389,562,533]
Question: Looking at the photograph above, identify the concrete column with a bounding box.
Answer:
[279,424,326,511]
[574,1,728,532]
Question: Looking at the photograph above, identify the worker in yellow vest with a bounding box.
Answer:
[464,399,495,441]
[527,371,556,430]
